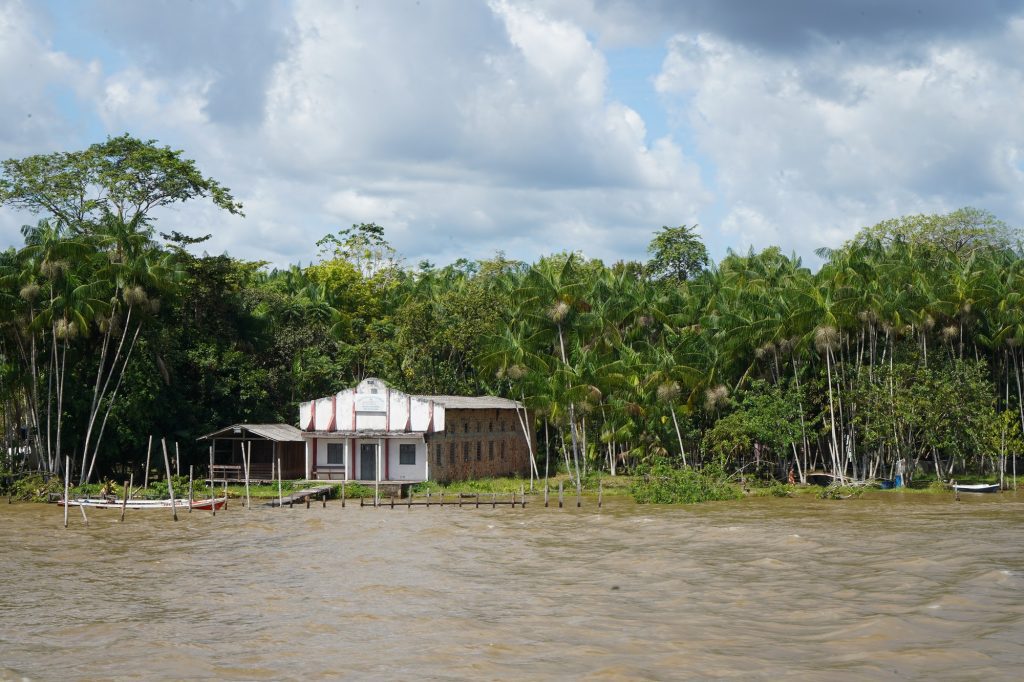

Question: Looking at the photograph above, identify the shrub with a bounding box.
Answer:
[631,459,742,504]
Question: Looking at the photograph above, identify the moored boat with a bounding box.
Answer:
[951,483,1000,494]
[58,496,227,510]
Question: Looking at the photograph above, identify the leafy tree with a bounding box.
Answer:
[645,224,709,284]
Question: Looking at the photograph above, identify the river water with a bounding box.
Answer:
[1,492,1022,680]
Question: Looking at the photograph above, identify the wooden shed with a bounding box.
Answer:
[198,424,306,482]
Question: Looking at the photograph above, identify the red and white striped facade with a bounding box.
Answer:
[299,377,530,483]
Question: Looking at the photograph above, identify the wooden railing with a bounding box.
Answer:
[209,464,242,482]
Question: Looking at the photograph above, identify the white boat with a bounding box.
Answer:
[951,483,1000,494]
[58,496,228,510]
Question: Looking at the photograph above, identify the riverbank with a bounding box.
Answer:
[5,469,1017,504]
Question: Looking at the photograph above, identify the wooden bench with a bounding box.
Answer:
[315,465,347,480]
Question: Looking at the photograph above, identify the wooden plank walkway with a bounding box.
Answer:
[266,484,335,507]
[362,492,528,508]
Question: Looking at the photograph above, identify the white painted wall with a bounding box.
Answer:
[387,438,427,481]
[315,438,349,472]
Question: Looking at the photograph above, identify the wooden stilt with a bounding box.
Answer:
[390,494,395,509]
[510,491,516,508]
[143,435,152,490]
[277,457,283,509]
[322,493,327,508]
[175,441,180,478]
[475,493,480,508]
[120,479,129,522]
[63,456,70,529]
[188,465,194,513]
[544,479,549,507]
[341,479,346,508]
[209,445,216,517]
[161,438,177,521]
[491,492,496,509]
[520,484,525,508]
[598,479,603,508]
[243,441,251,510]
[558,480,564,508]
[576,481,581,508]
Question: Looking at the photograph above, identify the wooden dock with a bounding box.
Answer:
[361,491,528,508]
[266,484,335,507]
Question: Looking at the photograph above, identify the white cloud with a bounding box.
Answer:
[655,26,1024,255]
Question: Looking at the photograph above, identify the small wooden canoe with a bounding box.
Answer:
[58,496,227,510]
[951,483,1000,494]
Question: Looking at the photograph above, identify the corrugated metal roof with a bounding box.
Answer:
[198,423,304,442]
[304,430,426,438]
[419,395,523,410]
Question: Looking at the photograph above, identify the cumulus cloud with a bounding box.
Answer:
[652,16,1024,255]
[251,0,707,264]
[4,0,1023,269]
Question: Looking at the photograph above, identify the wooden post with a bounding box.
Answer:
[161,438,177,522]
[598,479,603,509]
[576,481,581,508]
[459,493,463,508]
[341,479,346,508]
[243,441,251,510]
[426,491,430,508]
[143,435,152,490]
[120,479,129,522]
[520,484,525,508]
[277,457,283,509]
[439,491,444,507]
[558,480,563,508]
[408,491,413,509]
[175,441,180,478]
[491,492,496,509]
[223,480,227,509]
[390,494,395,509]
[510,491,516,508]
[209,445,216,517]
[128,473,133,500]
[544,479,549,507]
[476,493,480,509]
[188,465,194,513]
[63,455,70,529]
[306,496,310,509]
[322,493,327,508]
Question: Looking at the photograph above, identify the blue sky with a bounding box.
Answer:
[2,0,1024,269]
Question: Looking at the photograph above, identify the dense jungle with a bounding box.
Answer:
[2,136,1022,489]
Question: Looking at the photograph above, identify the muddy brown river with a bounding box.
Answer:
[1,492,1023,680]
